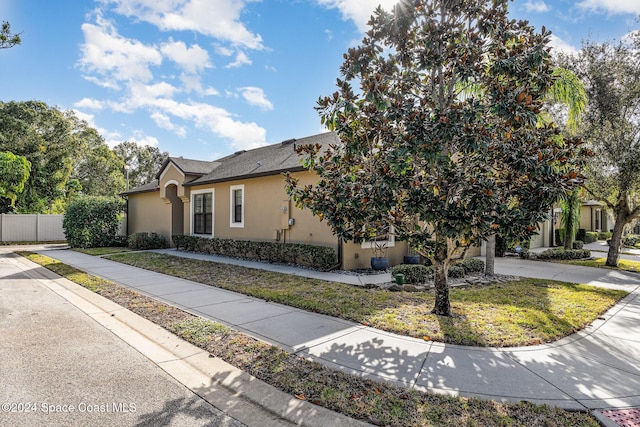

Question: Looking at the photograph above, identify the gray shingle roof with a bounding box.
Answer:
[186,132,339,186]
[124,132,338,195]
[122,179,159,195]
[155,157,218,179]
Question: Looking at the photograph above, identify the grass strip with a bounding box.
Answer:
[21,251,599,427]
[558,257,640,273]
[73,247,132,256]
[105,251,627,347]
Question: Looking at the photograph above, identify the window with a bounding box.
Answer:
[193,192,213,235]
[361,225,395,250]
[230,185,244,227]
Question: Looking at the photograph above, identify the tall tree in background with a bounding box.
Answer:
[113,141,168,189]
[0,151,30,212]
[0,101,84,213]
[562,33,640,266]
[287,0,588,316]
[69,115,125,198]
[0,21,21,49]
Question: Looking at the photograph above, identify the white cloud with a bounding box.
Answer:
[152,99,266,150]
[238,86,273,111]
[150,111,187,137]
[577,0,640,14]
[74,98,105,110]
[548,34,579,55]
[225,51,252,68]
[316,0,399,32]
[128,130,160,147]
[78,14,162,84]
[523,1,550,13]
[160,38,212,73]
[103,0,264,49]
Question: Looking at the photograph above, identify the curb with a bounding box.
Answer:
[14,254,371,427]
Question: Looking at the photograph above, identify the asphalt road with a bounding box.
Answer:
[0,251,246,427]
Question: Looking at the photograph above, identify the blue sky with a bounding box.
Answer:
[1,0,638,160]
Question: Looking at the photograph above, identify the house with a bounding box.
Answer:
[127,130,583,267]
[123,132,409,270]
[580,200,610,233]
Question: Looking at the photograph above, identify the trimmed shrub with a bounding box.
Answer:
[584,232,598,244]
[447,265,466,278]
[623,234,640,247]
[459,257,485,273]
[63,197,124,248]
[172,235,338,271]
[127,232,168,250]
[576,228,586,243]
[598,231,612,240]
[537,248,591,260]
[391,264,433,284]
[572,240,584,250]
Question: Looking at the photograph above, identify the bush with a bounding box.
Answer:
[623,234,640,247]
[172,235,338,271]
[572,240,584,250]
[447,265,466,278]
[391,264,433,284]
[458,257,485,273]
[576,229,586,243]
[63,197,124,248]
[584,232,598,244]
[598,231,612,240]
[127,232,168,250]
[537,248,591,260]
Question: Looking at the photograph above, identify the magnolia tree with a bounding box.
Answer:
[286,0,589,316]
[561,34,640,266]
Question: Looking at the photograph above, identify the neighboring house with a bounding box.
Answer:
[580,200,610,233]
[123,132,410,270]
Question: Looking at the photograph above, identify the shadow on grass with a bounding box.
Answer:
[106,252,628,348]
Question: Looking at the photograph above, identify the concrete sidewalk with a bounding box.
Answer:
[30,248,640,421]
[1,249,367,427]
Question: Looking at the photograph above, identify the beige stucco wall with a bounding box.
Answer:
[127,191,171,240]
[186,172,338,250]
[159,164,187,202]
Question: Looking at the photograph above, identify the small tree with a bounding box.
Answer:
[63,197,124,248]
[287,0,588,316]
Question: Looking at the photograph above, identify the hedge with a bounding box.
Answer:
[623,234,640,247]
[172,235,338,271]
[128,232,168,250]
[584,232,598,244]
[458,257,485,273]
[390,264,433,284]
[537,248,591,260]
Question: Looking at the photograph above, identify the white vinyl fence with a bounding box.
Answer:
[0,214,66,242]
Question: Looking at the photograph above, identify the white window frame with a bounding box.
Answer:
[191,188,214,237]
[360,225,395,249]
[229,184,244,228]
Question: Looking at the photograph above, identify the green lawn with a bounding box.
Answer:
[105,251,627,347]
[73,247,131,256]
[22,251,601,427]
[560,257,640,273]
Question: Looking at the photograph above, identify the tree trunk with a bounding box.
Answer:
[485,234,495,278]
[607,212,627,267]
[432,232,451,316]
